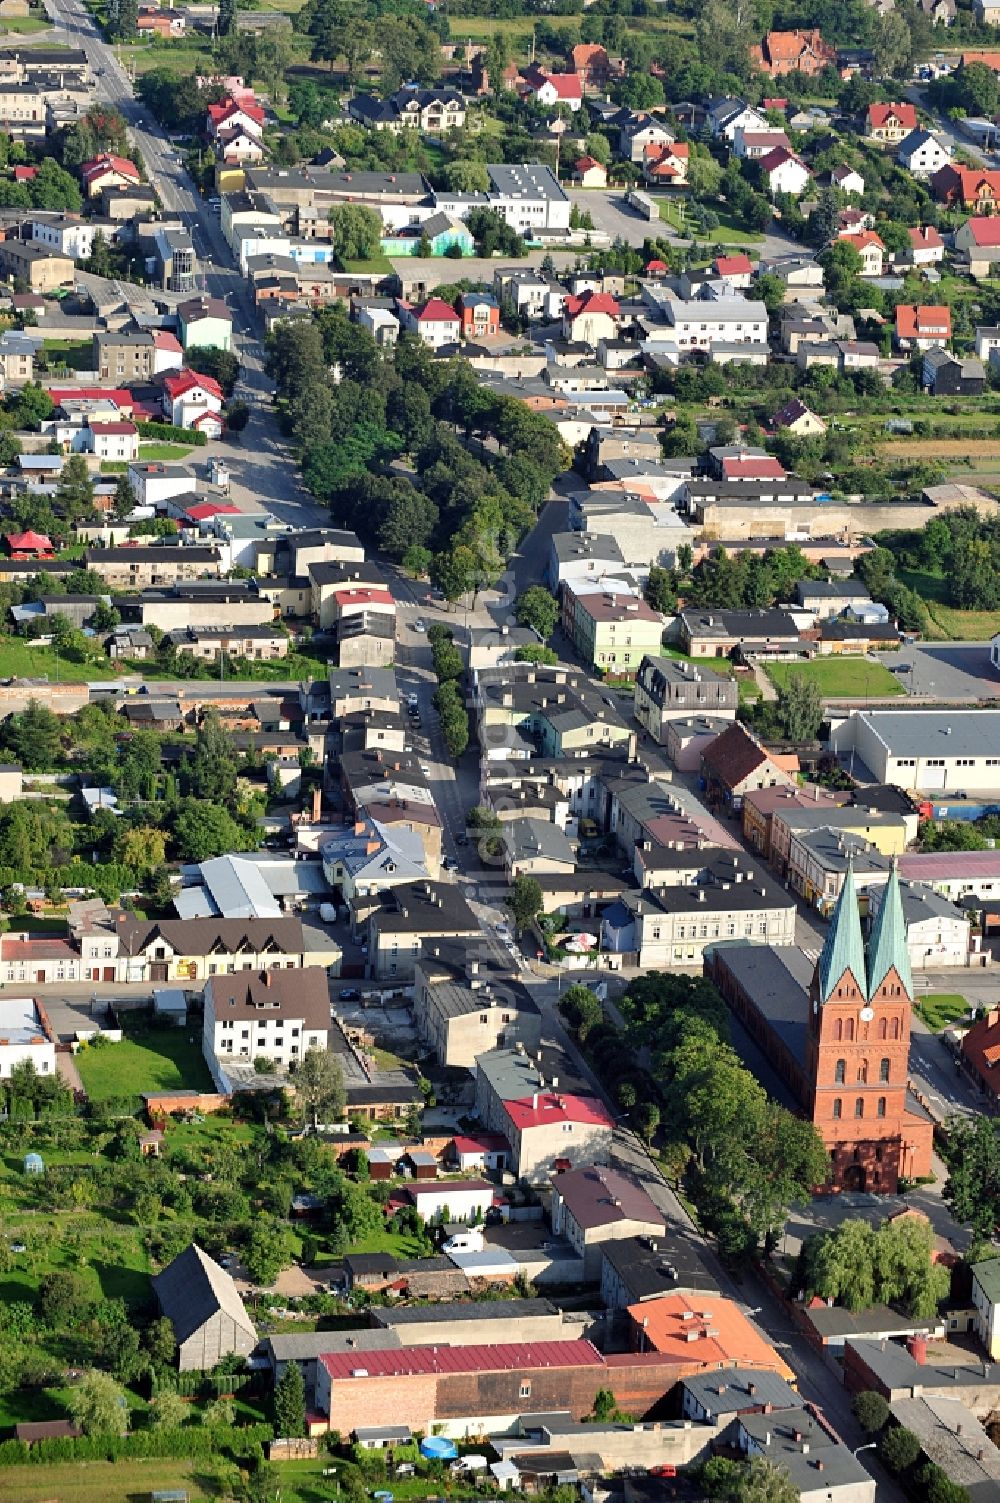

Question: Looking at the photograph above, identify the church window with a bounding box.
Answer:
[854,1098,864,1118]
[835,1059,846,1084]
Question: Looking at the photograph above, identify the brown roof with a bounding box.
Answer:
[117,915,304,958]
[206,967,330,1030]
[701,722,773,792]
[15,1421,82,1443]
[553,1164,665,1232]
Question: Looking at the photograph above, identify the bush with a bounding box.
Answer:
[135,420,208,447]
[0,1421,272,1466]
[853,1390,890,1435]
[878,1425,923,1475]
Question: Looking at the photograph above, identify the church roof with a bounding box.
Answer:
[866,860,913,1001]
[817,861,866,1003]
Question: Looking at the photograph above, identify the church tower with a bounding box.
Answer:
[806,862,918,1193]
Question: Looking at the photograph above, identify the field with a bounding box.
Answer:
[915,994,970,1031]
[75,1027,215,1099]
[0,1459,227,1503]
[765,658,905,699]
[0,637,118,681]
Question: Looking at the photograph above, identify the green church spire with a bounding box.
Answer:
[867,859,913,1001]
[817,860,866,1004]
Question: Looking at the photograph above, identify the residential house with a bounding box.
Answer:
[954,215,1000,277]
[895,304,951,351]
[752,29,837,76]
[0,330,35,386]
[771,397,827,436]
[922,347,986,396]
[160,368,225,437]
[80,153,141,198]
[570,43,612,90]
[571,155,607,189]
[866,103,917,143]
[661,298,768,349]
[177,296,233,353]
[457,290,500,340]
[759,146,810,196]
[0,242,72,292]
[85,419,139,462]
[832,164,865,195]
[413,943,542,1069]
[562,291,620,345]
[920,0,956,20]
[152,1243,256,1372]
[138,10,186,38]
[839,230,885,276]
[907,226,945,266]
[897,129,951,178]
[550,1165,666,1281]
[203,967,330,1077]
[869,878,973,971]
[707,99,769,142]
[931,163,1000,210]
[601,1234,718,1309]
[502,1090,615,1183]
[399,297,460,349]
[500,817,576,880]
[975,0,1000,21]
[355,880,480,982]
[561,583,663,676]
[94,328,156,382]
[621,112,677,164]
[633,654,738,742]
[742,782,851,862]
[629,1294,794,1379]
[642,141,689,185]
[116,915,336,984]
[348,87,465,133]
[0,996,56,1079]
[520,66,582,110]
[732,1408,876,1503]
[677,606,800,659]
[733,128,790,160]
[701,721,798,811]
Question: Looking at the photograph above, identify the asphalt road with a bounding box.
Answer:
[44,0,328,529]
[873,640,1000,703]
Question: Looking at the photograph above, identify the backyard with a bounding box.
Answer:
[899,567,1000,642]
[765,658,905,699]
[0,637,118,682]
[75,1026,215,1099]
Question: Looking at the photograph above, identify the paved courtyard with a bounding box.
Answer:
[873,641,1000,700]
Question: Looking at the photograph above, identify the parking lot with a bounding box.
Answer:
[873,641,1000,700]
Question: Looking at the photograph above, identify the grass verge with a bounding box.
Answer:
[915,993,970,1031]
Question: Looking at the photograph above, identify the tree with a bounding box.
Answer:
[293,1047,346,1128]
[918,1464,971,1503]
[377,488,438,559]
[1,699,62,770]
[878,1425,922,1474]
[171,801,253,862]
[273,1360,306,1439]
[150,1391,187,1430]
[402,544,432,579]
[243,1217,295,1287]
[507,875,543,933]
[943,1115,1000,1242]
[114,825,167,873]
[218,0,236,35]
[433,679,470,758]
[515,586,559,641]
[774,672,823,742]
[329,202,382,262]
[515,644,558,665]
[67,1369,128,1436]
[146,1315,177,1372]
[40,1270,91,1327]
[204,1397,236,1427]
[645,566,677,615]
[226,401,250,434]
[701,1456,798,1503]
[442,160,490,194]
[55,453,95,524]
[853,1390,890,1435]
[561,984,603,1041]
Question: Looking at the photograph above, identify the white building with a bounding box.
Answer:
[404,1180,496,1224]
[897,128,951,178]
[868,877,973,970]
[0,996,56,1078]
[203,968,330,1078]
[830,710,1000,793]
[972,1258,1000,1358]
[434,163,571,236]
[127,460,197,508]
[30,214,109,261]
[662,298,768,350]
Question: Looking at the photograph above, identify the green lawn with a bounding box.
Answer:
[915,994,970,1031]
[898,567,1000,641]
[765,658,905,699]
[345,1228,432,1258]
[0,636,118,681]
[138,441,195,461]
[0,1459,224,1503]
[338,254,395,275]
[41,338,93,372]
[0,15,54,30]
[660,647,733,676]
[75,1028,215,1099]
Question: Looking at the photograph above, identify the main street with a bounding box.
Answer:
[44,0,327,527]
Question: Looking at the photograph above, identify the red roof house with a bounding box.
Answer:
[13,166,38,182]
[162,368,224,404]
[895,304,951,348]
[866,102,918,138]
[80,154,141,197]
[5,530,54,558]
[714,252,753,279]
[752,28,836,77]
[520,64,583,107]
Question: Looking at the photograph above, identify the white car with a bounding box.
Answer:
[406,692,419,708]
[412,619,426,633]
[419,763,431,776]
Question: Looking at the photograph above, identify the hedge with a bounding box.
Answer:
[0,1421,272,1467]
[136,420,208,447]
[154,1370,256,1399]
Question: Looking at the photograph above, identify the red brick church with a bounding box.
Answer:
[707,863,935,1193]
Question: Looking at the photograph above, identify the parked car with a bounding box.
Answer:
[338,988,361,1002]
[412,619,426,633]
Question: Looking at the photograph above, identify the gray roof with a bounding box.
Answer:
[707,942,814,1066]
[502,816,575,868]
[846,710,1000,761]
[679,1367,797,1419]
[792,827,892,877]
[889,1396,1000,1494]
[373,1298,557,1328]
[805,1302,934,1339]
[477,1043,586,1103]
[265,1329,402,1361]
[601,1233,718,1300]
[737,1409,874,1494]
[487,162,568,203]
[152,1243,256,1345]
[847,1338,1000,1396]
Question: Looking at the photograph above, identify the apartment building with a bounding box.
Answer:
[633,654,738,742]
[413,943,542,1069]
[204,966,330,1076]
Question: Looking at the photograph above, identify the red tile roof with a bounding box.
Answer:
[153,331,183,352]
[320,1339,604,1382]
[81,154,140,187]
[536,71,582,101]
[564,290,620,319]
[414,297,460,323]
[504,1091,614,1132]
[759,145,807,175]
[88,421,137,436]
[839,230,885,253]
[332,586,394,607]
[1,937,77,961]
[867,103,917,131]
[47,387,131,408]
[5,530,53,553]
[571,43,609,71]
[184,503,241,521]
[701,722,774,791]
[13,166,38,181]
[895,304,951,338]
[714,253,752,276]
[721,455,787,481]
[909,226,943,249]
[162,368,224,401]
[208,98,265,127]
[963,216,1000,247]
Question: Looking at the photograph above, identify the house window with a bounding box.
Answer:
[520,1382,532,1399]
[854,1098,864,1119]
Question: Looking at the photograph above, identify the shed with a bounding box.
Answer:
[151,1242,257,1371]
[367,1145,396,1181]
[405,1149,438,1181]
[23,1152,44,1175]
[356,1425,413,1450]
